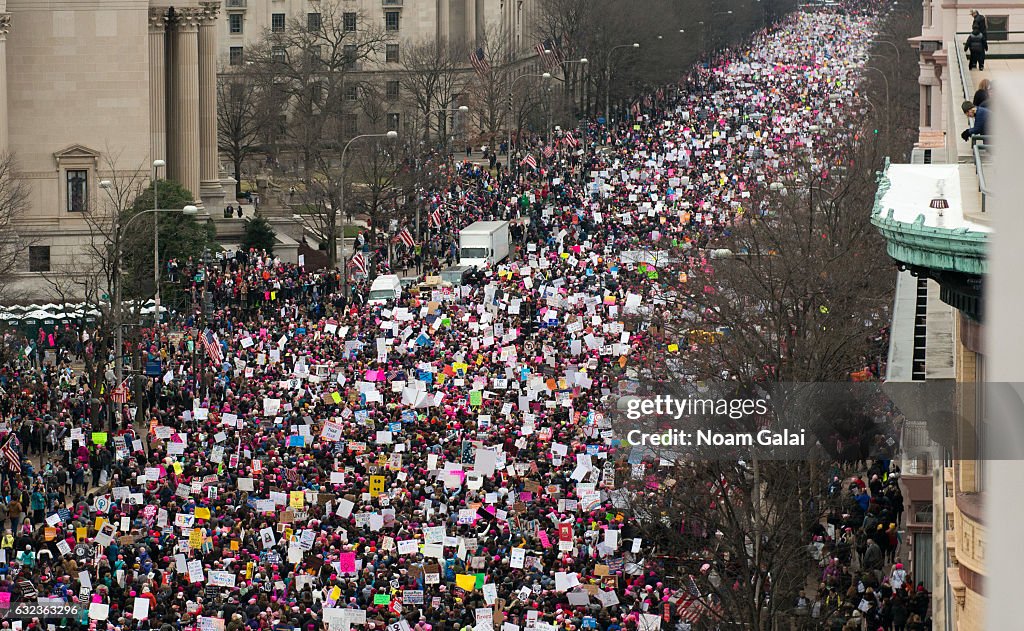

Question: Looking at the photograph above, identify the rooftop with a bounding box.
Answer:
[876,163,988,234]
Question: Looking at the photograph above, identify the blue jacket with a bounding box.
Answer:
[969,106,990,137]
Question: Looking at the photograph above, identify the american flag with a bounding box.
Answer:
[685,574,702,598]
[1,435,20,474]
[349,251,367,275]
[563,131,579,148]
[469,47,490,77]
[520,153,537,169]
[631,101,642,117]
[676,597,705,623]
[543,145,554,158]
[200,328,223,365]
[111,377,130,404]
[534,39,561,69]
[429,208,442,227]
[396,228,415,248]
[656,88,665,101]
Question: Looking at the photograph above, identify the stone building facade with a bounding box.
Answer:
[2,1,226,298]
[214,0,545,137]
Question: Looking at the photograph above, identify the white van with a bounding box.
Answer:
[367,274,402,305]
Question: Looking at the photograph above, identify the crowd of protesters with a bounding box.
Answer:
[0,4,912,631]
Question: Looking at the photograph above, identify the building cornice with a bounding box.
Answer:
[869,158,988,276]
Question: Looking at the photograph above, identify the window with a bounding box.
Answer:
[271,13,286,33]
[385,44,399,63]
[229,81,246,101]
[272,46,287,63]
[385,10,400,31]
[343,12,357,32]
[912,502,933,524]
[228,13,243,34]
[386,113,400,131]
[343,44,358,68]
[987,15,1008,41]
[307,12,321,32]
[386,80,400,101]
[306,45,323,68]
[343,114,358,135]
[66,170,88,212]
[345,84,359,101]
[229,46,244,66]
[29,247,50,273]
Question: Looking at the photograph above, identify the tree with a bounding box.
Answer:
[401,39,466,142]
[617,458,833,630]
[357,80,390,132]
[217,69,276,199]
[0,153,31,302]
[464,24,515,150]
[121,179,217,299]
[246,1,390,267]
[610,84,898,629]
[241,215,277,254]
[631,142,893,390]
[350,140,410,258]
[533,0,797,119]
[43,153,149,398]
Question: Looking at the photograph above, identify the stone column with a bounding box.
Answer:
[437,0,449,45]
[174,7,203,208]
[198,2,225,210]
[0,13,11,156]
[465,0,476,49]
[149,8,168,167]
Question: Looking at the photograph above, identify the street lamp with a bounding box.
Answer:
[340,130,399,292]
[97,180,197,388]
[558,58,589,128]
[152,159,165,325]
[874,39,901,65]
[863,66,891,134]
[605,43,639,126]
[556,59,590,157]
[507,72,552,169]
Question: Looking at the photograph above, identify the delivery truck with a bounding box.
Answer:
[458,221,510,268]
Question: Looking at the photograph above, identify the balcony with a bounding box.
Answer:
[225,0,247,8]
[382,0,403,6]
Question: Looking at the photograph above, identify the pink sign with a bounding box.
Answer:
[339,552,356,573]
[538,531,551,548]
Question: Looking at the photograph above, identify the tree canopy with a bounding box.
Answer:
[121,180,217,298]
[241,215,277,255]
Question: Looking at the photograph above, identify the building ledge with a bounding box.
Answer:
[947,567,967,607]
[956,491,985,525]
[871,160,987,320]
[871,160,988,276]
